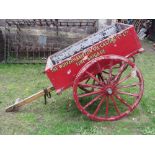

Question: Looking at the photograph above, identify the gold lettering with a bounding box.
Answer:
[100,49,106,54]
[52,67,58,72]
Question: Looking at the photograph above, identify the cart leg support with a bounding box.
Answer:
[5,86,54,112]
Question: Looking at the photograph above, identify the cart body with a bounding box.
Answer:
[45,23,142,93]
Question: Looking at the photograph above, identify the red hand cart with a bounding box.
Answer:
[6,23,144,121]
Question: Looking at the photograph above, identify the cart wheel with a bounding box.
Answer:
[73,55,144,121]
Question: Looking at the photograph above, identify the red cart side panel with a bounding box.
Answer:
[45,25,142,93]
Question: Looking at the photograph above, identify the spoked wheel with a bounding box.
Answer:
[73,55,144,121]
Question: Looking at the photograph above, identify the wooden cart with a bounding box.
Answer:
[6,23,144,121]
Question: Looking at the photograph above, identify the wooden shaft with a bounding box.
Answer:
[5,86,54,112]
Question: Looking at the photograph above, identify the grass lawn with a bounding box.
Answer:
[0,40,155,135]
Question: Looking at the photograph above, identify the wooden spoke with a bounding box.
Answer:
[114,94,132,110]
[105,96,109,117]
[96,62,107,84]
[96,62,102,72]
[117,83,140,89]
[83,94,103,109]
[117,91,139,97]
[78,89,102,98]
[85,71,101,84]
[110,95,121,115]
[93,96,106,116]
[102,70,115,77]
[85,78,90,84]
[97,73,106,84]
[78,85,93,93]
[113,63,126,82]
[108,61,113,83]
[92,79,96,89]
[78,83,101,89]
[116,72,132,85]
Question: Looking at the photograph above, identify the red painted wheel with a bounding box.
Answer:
[73,55,144,121]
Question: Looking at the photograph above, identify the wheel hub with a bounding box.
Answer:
[106,88,113,95]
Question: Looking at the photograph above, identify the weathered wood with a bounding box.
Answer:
[5,86,54,112]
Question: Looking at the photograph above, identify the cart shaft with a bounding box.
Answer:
[5,86,54,112]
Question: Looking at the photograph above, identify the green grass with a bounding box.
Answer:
[0,41,155,135]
